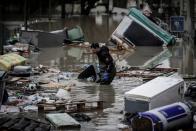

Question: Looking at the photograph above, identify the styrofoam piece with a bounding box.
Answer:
[46,113,80,128]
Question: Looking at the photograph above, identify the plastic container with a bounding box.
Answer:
[131,102,193,131]
[66,26,85,43]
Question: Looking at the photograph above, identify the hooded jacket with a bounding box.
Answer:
[96,46,115,73]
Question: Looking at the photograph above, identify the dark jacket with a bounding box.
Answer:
[96,46,115,73]
[96,46,116,84]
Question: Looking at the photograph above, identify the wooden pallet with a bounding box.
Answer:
[37,100,103,113]
[117,67,178,81]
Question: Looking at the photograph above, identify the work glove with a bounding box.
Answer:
[103,72,109,81]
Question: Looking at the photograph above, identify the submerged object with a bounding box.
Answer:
[111,8,174,46]
[65,26,85,43]
[131,102,193,131]
[78,65,97,81]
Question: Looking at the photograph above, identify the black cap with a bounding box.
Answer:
[90,43,99,49]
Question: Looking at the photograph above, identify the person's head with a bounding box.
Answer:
[142,3,152,17]
[90,43,100,53]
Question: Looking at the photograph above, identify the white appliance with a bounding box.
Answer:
[124,76,184,113]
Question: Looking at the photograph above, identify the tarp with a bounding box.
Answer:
[0,53,26,71]
[128,8,174,45]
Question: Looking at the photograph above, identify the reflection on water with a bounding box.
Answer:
[29,15,196,76]
[170,37,196,76]
[28,15,196,130]
[29,15,120,43]
[181,37,195,75]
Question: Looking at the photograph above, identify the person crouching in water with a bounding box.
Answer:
[92,43,116,85]
[78,43,116,85]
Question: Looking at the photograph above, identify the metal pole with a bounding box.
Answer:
[71,0,74,15]
[61,0,65,18]
[185,0,195,37]
[189,0,195,45]
[106,0,109,14]
[48,0,52,31]
[0,24,3,55]
[24,0,28,31]
[136,0,140,8]
[0,3,3,55]
[109,0,113,12]
[39,0,42,18]
[49,0,51,20]
[180,0,184,16]
[81,0,85,15]
[181,0,195,76]
[190,0,195,38]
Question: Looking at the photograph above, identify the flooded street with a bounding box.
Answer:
[23,14,196,130]
[1,15,196,131]
[29,15,196,73]
[0,14,193,131]
[29,45,144,130]
[1,0,196,130]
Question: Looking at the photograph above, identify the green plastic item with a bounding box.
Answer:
[67,26,85,42]
[128,8,174,45]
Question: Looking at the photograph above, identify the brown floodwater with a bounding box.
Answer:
[28,14,196,130]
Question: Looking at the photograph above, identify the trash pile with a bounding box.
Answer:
[4,42,29,56]
[3,35,40,58]
[185,81,196,98]
[1,65,60,110]
[0,63,102,129]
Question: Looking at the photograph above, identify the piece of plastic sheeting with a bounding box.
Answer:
[0,53,26,71]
